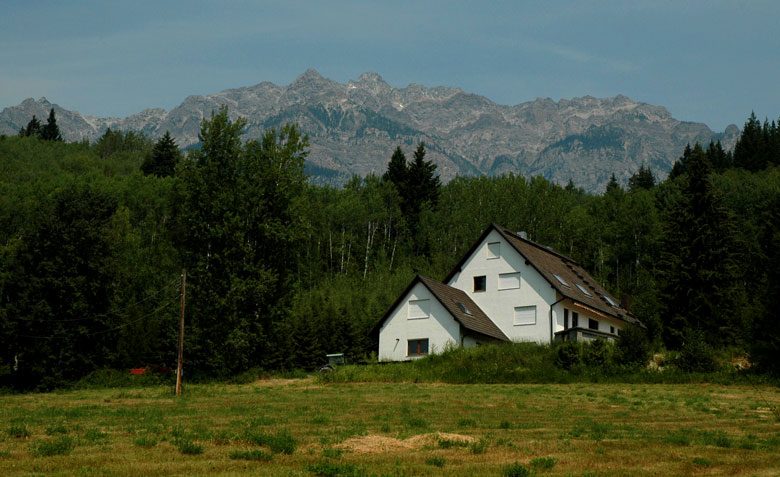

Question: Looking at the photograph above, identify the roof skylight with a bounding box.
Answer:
[576,283,593,297]
[553,274,570,288]
[603,295,618,307]
[455,302,473,315]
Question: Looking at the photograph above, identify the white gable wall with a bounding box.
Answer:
[378,282,462,361]
[447,229,558,343]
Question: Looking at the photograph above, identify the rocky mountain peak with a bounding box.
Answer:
[0,70,740,192]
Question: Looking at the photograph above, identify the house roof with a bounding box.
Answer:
[444,224,642,326]
[372,275,510,342]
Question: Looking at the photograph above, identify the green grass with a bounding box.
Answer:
[0,380,778,475]
[30,436,75,457]
[228,449,273,461]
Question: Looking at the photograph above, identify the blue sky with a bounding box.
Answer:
[2,1,778,131]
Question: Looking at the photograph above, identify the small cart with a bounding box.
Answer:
[319,353,345,373]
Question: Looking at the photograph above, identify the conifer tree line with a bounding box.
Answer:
[0,108,779,390]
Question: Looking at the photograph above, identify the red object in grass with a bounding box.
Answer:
[130,367,147,375]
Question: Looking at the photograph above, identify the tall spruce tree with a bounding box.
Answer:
[40,108,63,141]
[141,131,180,177]
[19,115,42,137]
[733,112,767,171]
[658,143,741,348]
[628,165,656,192]
[383,146,408,187]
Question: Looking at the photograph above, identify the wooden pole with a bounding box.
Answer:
[175,269,186,396]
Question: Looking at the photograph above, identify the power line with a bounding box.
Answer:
[11,277,181,323]
[12,296,180,340]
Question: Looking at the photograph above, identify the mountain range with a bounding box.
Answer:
[0,69,739,192]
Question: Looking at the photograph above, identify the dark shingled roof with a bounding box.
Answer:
[445,224,642,327]
[372,275,509,342]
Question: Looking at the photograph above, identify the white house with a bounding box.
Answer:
[375,224,642,361]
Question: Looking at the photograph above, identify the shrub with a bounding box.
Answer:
[425,456,445,467]
[582,338,612,367]
[243,429,297,454]
[556,341,581,370]
[469,438,487,454]
[30,436,75,457]
[45,424,68,436]
[6,425,30,438]
[615,324,652,368]
[530,456,557,471]
[308,461,363,477]
[133,435,158,448]
[674,329,720,373]
[228,449,273,461]
[175,439,203,455]
[503,462,532,477]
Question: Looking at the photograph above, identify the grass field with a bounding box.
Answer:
[0,379,779,476]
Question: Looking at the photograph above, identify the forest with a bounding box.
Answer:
[1,108,779,390]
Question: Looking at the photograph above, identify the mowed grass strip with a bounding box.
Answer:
[0,380,778,475]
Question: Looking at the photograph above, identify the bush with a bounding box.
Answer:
[556,341,581,370]
[425,456,445,467]
[503,462,532,477]
[133,435,158,448]
[6,425,30,438]
[615,325,652,368]
[175,439,203,455]
[674,330,720,373]
[308,461,363,477]
[228,449,273,461]
[530,456,557,471]
[582,339,612,367]
[243,429,297,454]
[30,436,75,457]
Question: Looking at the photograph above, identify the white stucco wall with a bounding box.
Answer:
[378,282,462,362]
[447,230,558,343]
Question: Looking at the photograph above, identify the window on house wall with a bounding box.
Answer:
[408,339,429,356]
[474,276,486,292]
[610,326,615,334]
[589,319,599,330]
[408,299,430,319]
[564,308,569,329]
[498,272,521,290]
[514,306,537,326]
[572,312,579,328]
[487,242,500,259]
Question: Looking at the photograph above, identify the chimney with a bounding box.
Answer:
[621,294,631,312]
[518,231,528,239]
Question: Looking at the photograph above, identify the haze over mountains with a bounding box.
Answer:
[0,69,739,192]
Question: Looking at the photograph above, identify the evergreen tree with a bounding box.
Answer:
[605,173,621,193]
[141,131,180,177]
[382,146,408,187]
[657,144,741,348]
[40,108,63,141]
[668,144,692,181]
[19,115,42,137]
[733,112,767,171]
[404,142,441,233]
[628,165,656,192]
[565,178,576,192]
[705,140,731,172]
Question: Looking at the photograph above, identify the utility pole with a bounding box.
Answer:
[176,269,186,396]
